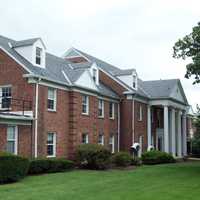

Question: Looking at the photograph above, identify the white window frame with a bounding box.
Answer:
[98,134,104,145]
[0,86,12,110]
[138,105,143,121]
[47,87,57,111]
[82,95,89,115]
[109,135,115,153]
[6,125,18,155]
[47,132,56,158]
[82,133,89,144]
[98,99,104,118]
[36,47,42,65]
[109,102,115,119]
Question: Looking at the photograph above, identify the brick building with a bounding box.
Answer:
[0,35,191,159]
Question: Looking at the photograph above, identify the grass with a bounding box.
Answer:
[0,162,200,200]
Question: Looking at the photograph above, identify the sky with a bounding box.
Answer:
[0,0,199,111]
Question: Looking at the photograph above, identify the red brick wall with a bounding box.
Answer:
[0,49,34,111]
[0,124,7,152]
[134,101,148,152]
[37,85,69,158]
[68,91,119,158]
[120,99,133,151]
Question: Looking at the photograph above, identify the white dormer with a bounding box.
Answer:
[117,70,138,90]
[13,38,46,68]
[90,63,99,85]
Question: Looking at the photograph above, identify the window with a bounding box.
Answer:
[98,99,104,118]
[36,47,42,65]
[98,134,104,145]
[133,75,137,89]
[109,135,115,153]
[109,102,115,119]
[47,133,56,157]
[47,88,56,111]
[0,87,11,109]
[138,105,143,121]
[82,95,89,114]
[82,133,89,144]
[6,126,17,154]
[92,68,97,82]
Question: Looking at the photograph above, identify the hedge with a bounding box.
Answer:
[76,144,111,170]
[141,150,175,165]
[28,158,74,174]
[0,152,29,184]
[112,152,132,167]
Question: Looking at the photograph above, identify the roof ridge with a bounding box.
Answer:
[144,78,179,82]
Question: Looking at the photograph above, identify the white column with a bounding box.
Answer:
[147,105,151,148]
[164,105,169,153]
[170,108,176,157]
[177,110,182,157]
[182,112,187,156]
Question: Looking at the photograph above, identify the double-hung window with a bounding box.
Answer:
[36,47,42,65]
[98,99,104,118]
[109,135,115,153]
[47,88,56,111]
[98,134,104,145]
[82,133,89,144]
[138,105,143,121]
[109,102,115,119]
[47,132,56,157]
[0,86,11,109]
[6,126,17,154]
[82,95,89,115]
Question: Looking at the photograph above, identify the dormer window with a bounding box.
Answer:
[133,75,136,89]
[92,68,97,82]
[36,47,42,65]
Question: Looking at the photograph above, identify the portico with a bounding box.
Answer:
[147,99,188,158]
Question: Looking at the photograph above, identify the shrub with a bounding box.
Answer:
[112,152,132,167]
[28,158,74,174]
[76,144,111,170]
[131,157,142,166]
[0,152,29,184]
[141,150,175,165]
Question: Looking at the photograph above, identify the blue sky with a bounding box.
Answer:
[0,0,199,110]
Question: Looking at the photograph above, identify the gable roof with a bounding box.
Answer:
[141,79,188,105]
[12,38,40,48]
[0,35,119,100]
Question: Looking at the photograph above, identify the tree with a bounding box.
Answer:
[173,22,200,84]
[191,105,200,156]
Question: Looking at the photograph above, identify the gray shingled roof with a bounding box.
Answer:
[12,38,40,48]
[0,35,119,100]
[141,79,177,98]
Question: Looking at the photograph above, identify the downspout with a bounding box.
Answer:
[132,97,135,145]
[117,101,120,152]
[34,78,40,158]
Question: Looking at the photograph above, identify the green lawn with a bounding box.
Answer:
[0,162,200,200]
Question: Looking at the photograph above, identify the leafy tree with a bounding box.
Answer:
[173,22,200,84]
[192,105,200,155]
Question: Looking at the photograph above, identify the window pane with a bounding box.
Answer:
[6,141,15,153]
[48,99,54,110]
[7,127,15,140]
[47,145,54,156]
[48,88,55,99]
[47,133,54,144]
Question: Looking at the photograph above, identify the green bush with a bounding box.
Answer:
[76,144,111,170]
[112,152,132,167]
[28,158,74,174]
[0,152,29,184]
[141,150,175,165]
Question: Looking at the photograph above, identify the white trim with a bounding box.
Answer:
[98,99,104,118]
[6,125,18,155]
[62,70,72,85]
[0,46,32,74]
[47,132,56,158]
[47,87,57,112]
[81,95,89,115]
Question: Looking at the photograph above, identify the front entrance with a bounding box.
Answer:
[156,128,164,151]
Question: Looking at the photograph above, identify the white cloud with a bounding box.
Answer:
[0,0,199,109]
